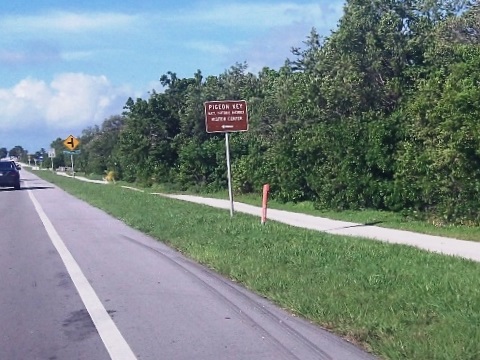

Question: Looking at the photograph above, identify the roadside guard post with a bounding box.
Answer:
[261,184,270,224]
[204,100,248,217]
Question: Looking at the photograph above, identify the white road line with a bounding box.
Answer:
[28,190,137,360]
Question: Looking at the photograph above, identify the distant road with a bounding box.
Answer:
[0,171,375,360]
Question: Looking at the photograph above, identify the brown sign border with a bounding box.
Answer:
[204,100,248,133]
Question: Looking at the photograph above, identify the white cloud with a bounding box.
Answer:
[61,51,94,61]
[186,41,231,55]
[174,1,344,74]
[0,46,60,65]
[0,11,138,34]
[0,50,28,63]
[0,2,338,36]
[171,2,328,29]
[0,73,130,131]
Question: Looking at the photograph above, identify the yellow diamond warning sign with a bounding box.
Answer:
[63,135,80,151]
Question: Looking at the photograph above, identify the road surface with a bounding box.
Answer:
[0,171,375,360]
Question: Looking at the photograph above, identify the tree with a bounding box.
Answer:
[395,44,480,224]
[41,0,480,224]
[49,138,66,170]
[79,115,125,175]
[8,146,27,160]
[119,91,180,184]
[434,1,479,44]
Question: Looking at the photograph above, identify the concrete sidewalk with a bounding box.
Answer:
[160,194,480,263]
[56,171,108,184]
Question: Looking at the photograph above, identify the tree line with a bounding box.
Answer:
[41,0,480,225]
[0,145,35,162]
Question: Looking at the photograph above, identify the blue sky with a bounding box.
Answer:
[0,0,344,153]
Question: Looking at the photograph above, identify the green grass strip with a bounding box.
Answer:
[177,190,480,242]
[34,171,480,359]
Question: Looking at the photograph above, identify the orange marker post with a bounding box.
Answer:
[261,184,270,224]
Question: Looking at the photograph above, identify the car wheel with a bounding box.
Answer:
[14,183,20,190]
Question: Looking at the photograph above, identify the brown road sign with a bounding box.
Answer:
[204,100,248,133]
[63,135,80,150]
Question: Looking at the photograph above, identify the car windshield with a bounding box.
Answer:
[0,162,15,170]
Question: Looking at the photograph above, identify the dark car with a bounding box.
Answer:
[0,161,21,190]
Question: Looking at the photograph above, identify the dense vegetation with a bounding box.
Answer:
[38,0,480,225]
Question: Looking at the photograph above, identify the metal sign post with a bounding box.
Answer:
[62,135,80,177]
[225,133,234,217]
[48,148,56,172]
[62,150,80,176]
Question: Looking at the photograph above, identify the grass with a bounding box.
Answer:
[33,171,480,359]
[78,172,105,181]
[165,189,480,242]
[43,172,480,241]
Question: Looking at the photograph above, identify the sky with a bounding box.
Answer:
[0,0,344,154]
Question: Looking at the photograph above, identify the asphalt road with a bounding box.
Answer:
[0,171,375,360]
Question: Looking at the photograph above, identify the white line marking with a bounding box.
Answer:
[28,190,137,360]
